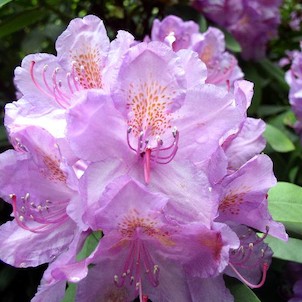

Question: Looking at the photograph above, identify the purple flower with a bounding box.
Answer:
[289,11,302,31]
[192,0,282,60]
[0,126,79,267]
[150,15,244,87]
[14,15,134,110]
[290,280,302,302]
[67,41,243,178]
[68,177,239,301]
[8,15,134,144]
[215,154,287,241]
[151,15,199,51]
[286,42,302,140]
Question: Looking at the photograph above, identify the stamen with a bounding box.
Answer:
[10,193,68,233]
[126,127,180,183]
[71,61,80,91]
[113,239,160,293]
[30,60,79,109]
[229,262,269,289]
[144,149,151,184]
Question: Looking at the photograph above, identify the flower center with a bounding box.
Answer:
[125,79,180,183]
[112,212,174,300]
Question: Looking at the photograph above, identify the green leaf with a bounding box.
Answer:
[76,231,102,261]
[283,221,302,240]
[225,277,261,302]
[258,59,289,91]
[0,8,46,38]
[0,126,7,141]
[223,30,242,53]
[263,124,295,152]
[244,64,262,115]
[268,182,302,223]
[0,0,12,8]
[61,283,77,302]
[257,105,287,118]
[198,14,207,32]
[265,236,302,263]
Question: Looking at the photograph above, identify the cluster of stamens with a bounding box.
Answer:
[113,240,159,301]
[10,193,68,233]
[127,126,179,183]
[30,61,82,108]
[229,226,270,289]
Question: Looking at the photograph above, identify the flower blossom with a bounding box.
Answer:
[7,15,134,142]
[192,0,282,60]
[0,126,79,267]
[150,15,243,88]
[286,42,302,141]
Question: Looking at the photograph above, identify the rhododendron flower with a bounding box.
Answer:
[66,41,246,230]
[68,178,239,301]
[286,42,302,141]
[0,126,79,267]
[192,0,282,60]
[215,154,287,240]
[150,15,243,87]
[7,15,134,141]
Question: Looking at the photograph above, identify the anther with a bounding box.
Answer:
[153,265,159,274]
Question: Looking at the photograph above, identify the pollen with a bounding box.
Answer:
[72,47,103,89]
[126,79,174,137]
[42,154,67,183]
[118,210,157,237]
[118,209,174,246]
[218,187,251,215]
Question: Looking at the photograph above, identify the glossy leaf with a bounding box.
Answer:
[223,29,242,53]
[0,9,46,38]
[268,182,302,223]
[265,236,302,263]
[225,277,261,302]
[0,0,12,8]
[263,124,295,153]
[259,59,289,91]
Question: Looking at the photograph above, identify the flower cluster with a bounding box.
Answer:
[192,0,282,60]
[0,15,287,302]
[286,42,302,140]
